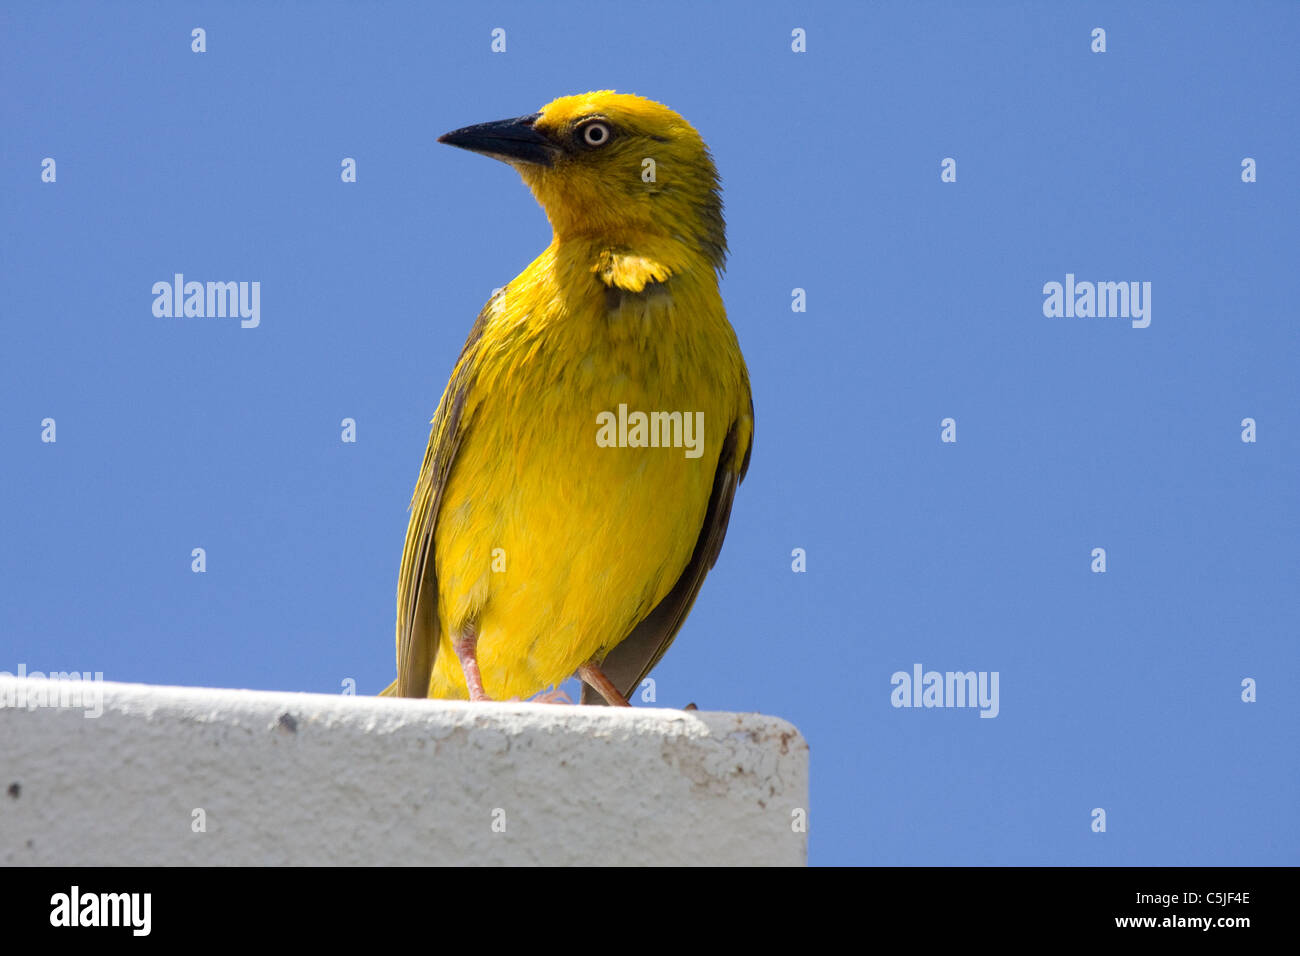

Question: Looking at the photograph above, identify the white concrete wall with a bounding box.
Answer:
[0,678,808,866]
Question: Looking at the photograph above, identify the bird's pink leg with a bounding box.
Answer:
[453,626,492,702]
[578,662,631,707]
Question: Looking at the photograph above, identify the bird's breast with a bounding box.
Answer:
[429,270,746,699]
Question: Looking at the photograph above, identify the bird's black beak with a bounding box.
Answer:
[437,113,556,167]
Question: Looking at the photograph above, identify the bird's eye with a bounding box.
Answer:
[578,121,612,148]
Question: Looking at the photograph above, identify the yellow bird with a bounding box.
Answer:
[385,91,753,706]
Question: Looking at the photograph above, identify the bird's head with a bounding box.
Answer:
[438,91,726,277]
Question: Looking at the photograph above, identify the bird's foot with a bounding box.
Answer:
[529,686,575,705]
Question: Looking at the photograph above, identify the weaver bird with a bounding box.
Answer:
[385,91,753,706]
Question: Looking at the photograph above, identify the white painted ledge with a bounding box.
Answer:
[0,678,808,866]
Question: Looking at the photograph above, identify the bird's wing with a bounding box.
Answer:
[394,293,498,697]
[581,402,754,704]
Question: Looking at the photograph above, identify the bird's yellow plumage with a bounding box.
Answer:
[390,91,752,704]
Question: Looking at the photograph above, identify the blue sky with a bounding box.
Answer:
[2,1,1297,866]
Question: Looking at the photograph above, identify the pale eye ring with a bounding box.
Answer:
[580,121,612,147]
